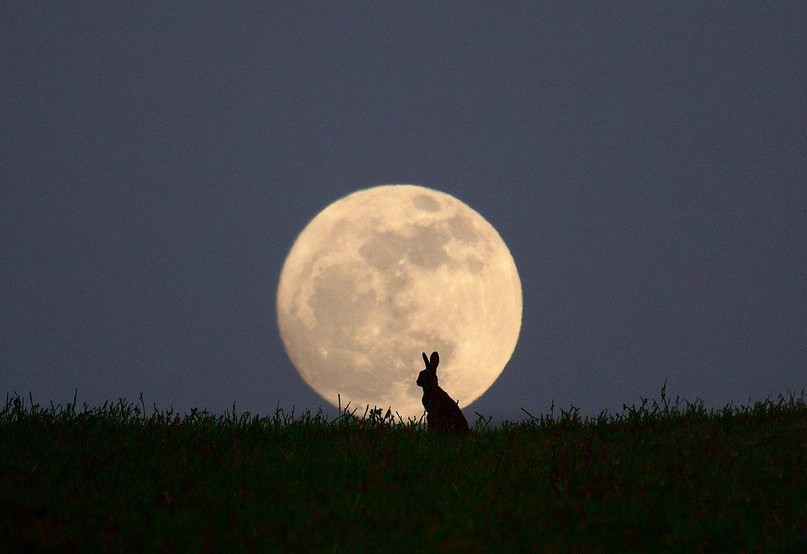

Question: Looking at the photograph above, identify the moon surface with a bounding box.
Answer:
[276,184,522,419]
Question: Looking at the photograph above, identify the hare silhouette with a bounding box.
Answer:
[416,351,469,434]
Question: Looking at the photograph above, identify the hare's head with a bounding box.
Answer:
[416,351,440,388]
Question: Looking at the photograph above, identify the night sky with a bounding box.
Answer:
[2,4,805,421]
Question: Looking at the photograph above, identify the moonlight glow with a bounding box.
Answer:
[276,185,522,419]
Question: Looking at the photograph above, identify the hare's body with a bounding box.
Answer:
[416,352,469,434]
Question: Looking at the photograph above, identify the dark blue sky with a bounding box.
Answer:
[2,3,805,420]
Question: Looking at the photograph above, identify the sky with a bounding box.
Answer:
[2,3,805,422]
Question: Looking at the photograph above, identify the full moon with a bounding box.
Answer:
[276,184,522,419]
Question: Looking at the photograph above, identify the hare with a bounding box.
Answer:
[416,351,469,434]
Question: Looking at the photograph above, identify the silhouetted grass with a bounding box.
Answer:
[2,387,806,552]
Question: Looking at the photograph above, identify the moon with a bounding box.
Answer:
[276,184,522,419]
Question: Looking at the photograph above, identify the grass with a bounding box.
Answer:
[2,387,806,552]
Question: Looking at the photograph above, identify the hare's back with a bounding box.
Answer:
[434,388,469,431]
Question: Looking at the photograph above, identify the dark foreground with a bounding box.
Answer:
[2,390,806,552]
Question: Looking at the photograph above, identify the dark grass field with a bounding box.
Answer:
[2,388,806,552]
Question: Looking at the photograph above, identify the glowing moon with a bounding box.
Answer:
[276,184,522,419]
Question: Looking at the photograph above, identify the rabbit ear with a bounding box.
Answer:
[422,352,430,368]
[430,351,440,371]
